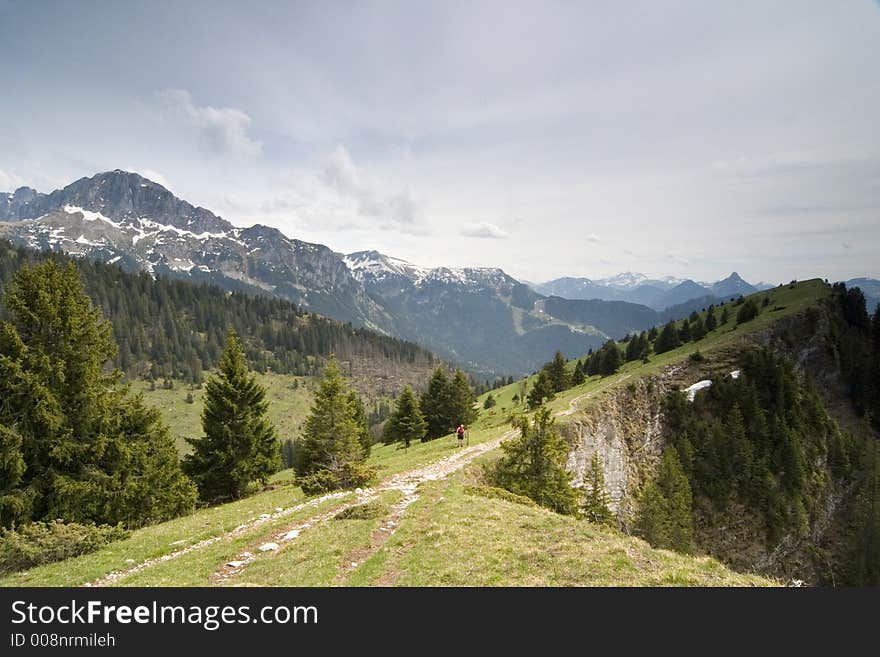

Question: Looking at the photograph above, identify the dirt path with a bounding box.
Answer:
[210,431,513,585]
[88,392,599,588]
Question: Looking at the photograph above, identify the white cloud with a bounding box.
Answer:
[585,233,600,243]
[314,145,428,234]
[0,168,26,190]
[125,166,172,191]
[158,89,262,158]
[460,222,509,239]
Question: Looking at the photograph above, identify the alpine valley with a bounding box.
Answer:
[5,169,858,379]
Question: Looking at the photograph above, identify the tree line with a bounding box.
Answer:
[0,240,436,383]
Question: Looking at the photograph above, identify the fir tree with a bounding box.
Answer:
[488,406,578,514]
[483,393,497,409]
[736,298,760,324]
[0,260,196,528]
[636,447,694,553]
[678,320,692,343]
[383,386,427,448]
[705,305,717,331]
[527,370,555,409]
[294,356,371,490]
[598,340,622,375]
[449,369,478,427]
[546,350,570,393]
[348,390,372,456]
[184,331,280,503]
[720,307,730,326]
[571,360,585,386]
[582,453,614,525]
[653,321,681,354]
[420,367,452,440]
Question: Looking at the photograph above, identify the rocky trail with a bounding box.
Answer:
[86,391,602,588]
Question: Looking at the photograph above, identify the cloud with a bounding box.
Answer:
[0,168,25,190]
[460,222,509,239]
[585,233,600,243]
[315,146,428,234]
[125,166,172,191]
[158,89,262,158]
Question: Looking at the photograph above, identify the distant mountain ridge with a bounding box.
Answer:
[533,270,773,311]
[0,171,654,376]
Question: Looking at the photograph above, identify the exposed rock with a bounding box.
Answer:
[258,542,279,552]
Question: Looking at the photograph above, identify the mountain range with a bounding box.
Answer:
[2,170,875,377]
[532,271,775,310]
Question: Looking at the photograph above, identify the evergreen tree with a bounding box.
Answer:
[598,340,622,375]
[736,298,760,324]
[0,260,196,528]
[648,326,659,342]
[527,370,556,409]
[348,390,372,456]
[705,305,717,331]
[420,367,453,440]
[678,320,692,343]
[449,369,478,427]
[636,447,694,553]
[720,307,730,326]
[654,321,681,354]
[294,356,372,490]
[483,393,497,409]
[488,406,578,514]
[582,453,614,525]
[184,331,280,503]
[545,350,570,392]
[382,386,427,448]
[690,316,706,341]
[571,360,585,386]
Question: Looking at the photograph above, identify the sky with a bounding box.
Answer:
[1,0,878,284]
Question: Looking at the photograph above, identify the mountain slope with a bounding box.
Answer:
[0,171,391,330]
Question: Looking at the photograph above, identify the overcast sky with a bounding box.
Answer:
[1,0,878,284]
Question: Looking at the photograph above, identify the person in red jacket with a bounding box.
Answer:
[456,423,466,448]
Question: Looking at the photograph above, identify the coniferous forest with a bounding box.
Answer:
[0,240,436,383]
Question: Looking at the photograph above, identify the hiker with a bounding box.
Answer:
[456,423,466,447]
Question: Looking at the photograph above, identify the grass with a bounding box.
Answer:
[1,281,823,588]
[0,483,317,587]
[478,279,831,419]
[232,489,403,587]
[132,371,315,454]
[349,467,774,587]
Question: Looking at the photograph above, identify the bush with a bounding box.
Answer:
[464,485,537,507]
[298,462,376,496]
[736,298,760,324]
[0,521,129,574]
[334,501,387,520]
[688,351,705,363]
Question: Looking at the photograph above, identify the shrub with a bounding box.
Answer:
[688,351,705,363]
[0,521,129,574]
[464,485,537,507]
[334,501,387,520]
[736,298,760,324]
[298,462,375,496]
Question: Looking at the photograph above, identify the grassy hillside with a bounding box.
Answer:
[2,281,827,588]
[132,372,316,454]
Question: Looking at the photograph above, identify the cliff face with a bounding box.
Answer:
[560,303,870,583]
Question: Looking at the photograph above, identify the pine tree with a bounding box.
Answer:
[420,367,453,440]
[636,447,694,553]
[736,298,760,324]
[483,393,497,409]
[449,369,478,427]
[582,453,614,525]
[720,307,730,325]
[348,390,372,456]
[571,360,585,386]
[184,331,280,503]
[488,406,578,514]
[654,321,681,354]
[294,356,371,490]
[599,340,622,375]
[0,260,196,528]
[546,350,570,392]
[383,386,427,447]
[678,320,692,343]
[527,370,555,409]
[705,305,717,331]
